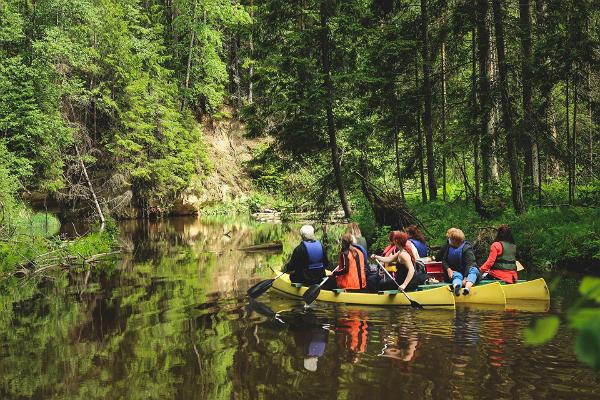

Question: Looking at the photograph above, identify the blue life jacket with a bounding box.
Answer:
[409,238,428,258]
[303,240,325,270]
[447,240,467,269]
[354,244,368,265]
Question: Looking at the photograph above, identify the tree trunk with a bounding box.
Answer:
[492,0,524,214]
[393,112,406,202]
[589,69,593,180]
[441,0,448,202]
[476,0,492,194]
[181,0,198,112]
[572,80,577,203]
[248,0,254,104]
[415,54,427,203]
[471,24,481,206]
[520,0,539,192]
[75,145,105,231]
[319,0,351,217]
[441,42,448,202]
[566,75,571,204]
[420,0,437,201]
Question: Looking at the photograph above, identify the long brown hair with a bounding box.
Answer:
[346,222,362,237]
[495,225,515,244]
[406,225,426,243]
[341,233,354,251]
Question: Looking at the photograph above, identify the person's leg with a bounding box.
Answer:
[404,272,426,291]
[377,279,398,291]
[463,267,481,295]
[451,271,464,296]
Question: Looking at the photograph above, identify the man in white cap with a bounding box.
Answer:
[283,225,329,285]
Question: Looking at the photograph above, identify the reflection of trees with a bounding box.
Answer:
[0,218,297,399]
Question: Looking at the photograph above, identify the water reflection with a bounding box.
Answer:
[1,217,600,400]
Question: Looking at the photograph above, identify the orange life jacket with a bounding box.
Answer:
[382,244,398,272]
[336,246,367,290]
[338,313,368,353]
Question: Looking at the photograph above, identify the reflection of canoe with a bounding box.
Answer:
[482,278,550,301]
[505,299,550,313]
[418,282,507,305]
[271,273,455,309]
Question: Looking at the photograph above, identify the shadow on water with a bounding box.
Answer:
[1,217,599,400]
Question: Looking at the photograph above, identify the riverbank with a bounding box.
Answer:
[349,199,600,274]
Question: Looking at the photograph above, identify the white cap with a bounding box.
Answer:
[300,225,315,241]
[303,356,318,372]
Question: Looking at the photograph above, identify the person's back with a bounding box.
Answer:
[284,225,327,285]
[479,225,518,283]
[335,234,367,290]
[406,225,428,258]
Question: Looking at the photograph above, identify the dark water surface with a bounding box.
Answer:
[1,217,598,400]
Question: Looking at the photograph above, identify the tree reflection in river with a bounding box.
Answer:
[1,217,600,400]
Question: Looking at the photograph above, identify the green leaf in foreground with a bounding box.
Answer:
[574,319,600,370]
[524,316,560,345]
[579,277,600,303]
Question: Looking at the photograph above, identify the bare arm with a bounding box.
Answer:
[372,251,399,264]
[398,251,415,290]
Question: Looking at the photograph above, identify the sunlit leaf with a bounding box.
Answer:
[569,308,600,329]
[524,316,560,345]
[579,277,600,303]
[574,319,600,370]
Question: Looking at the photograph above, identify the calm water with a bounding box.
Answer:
[0,217,598,400]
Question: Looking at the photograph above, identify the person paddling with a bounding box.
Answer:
[436,228,480,296]
[372,232,428,292]
[284,225,329,285]
[331,233,368,291]
[406,225,429,259]
[479,225,519,284]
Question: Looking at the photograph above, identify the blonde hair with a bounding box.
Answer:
[345,222,362,237]
[446,228,465,245]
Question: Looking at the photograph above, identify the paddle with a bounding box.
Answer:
[247,299,285,323]
[302,266,339,306]
[374,259,424,309]
[247,270,286,299]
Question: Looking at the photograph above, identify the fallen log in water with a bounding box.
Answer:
[239,241,283,252]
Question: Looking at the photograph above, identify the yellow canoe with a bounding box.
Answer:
[498,278,550,301]
[454,281,507,305]
[271,273,455,309]
[417,281,507,305]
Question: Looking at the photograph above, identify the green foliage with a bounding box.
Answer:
[526,276,600,370]
[511,207,600,267]
[524,316,560,345]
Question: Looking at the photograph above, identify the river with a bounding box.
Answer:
[0,217,598,399]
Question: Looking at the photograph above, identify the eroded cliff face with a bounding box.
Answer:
[172,110,263,215]
[26,109,260,219]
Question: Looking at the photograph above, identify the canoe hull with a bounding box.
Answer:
[500,278,550,301]
[271,274,455,309]
[454,281,506,305]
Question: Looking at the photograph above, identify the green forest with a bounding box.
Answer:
[1,0,599,270]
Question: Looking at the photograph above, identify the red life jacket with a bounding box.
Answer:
[336,246,366,290]
[382,244,398,272]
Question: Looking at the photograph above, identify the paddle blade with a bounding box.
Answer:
[302,284,321,305]
[247,278,274,298]
[247,299,277,319]
[409,299,425,310]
